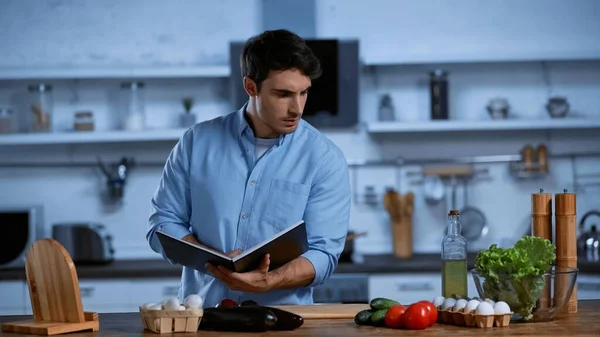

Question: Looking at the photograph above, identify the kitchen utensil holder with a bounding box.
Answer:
[139,307,203,334]
[1,239,99,335]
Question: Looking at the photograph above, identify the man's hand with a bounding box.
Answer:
[206,254,272,293]
[181,234,202,246]
[181,234,223,253]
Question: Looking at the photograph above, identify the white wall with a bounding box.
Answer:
[0,0,599,259]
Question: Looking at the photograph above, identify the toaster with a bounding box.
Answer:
[52,222,115,264]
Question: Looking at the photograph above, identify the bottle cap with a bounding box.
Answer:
[449,210,459,216]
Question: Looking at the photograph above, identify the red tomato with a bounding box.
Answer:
[418,300,438,326]
[403,303,430,330]
[384,305,406,328]
[217,298,238,308]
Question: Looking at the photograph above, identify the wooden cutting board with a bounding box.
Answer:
[271,304,370,319]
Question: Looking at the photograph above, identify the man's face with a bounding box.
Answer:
[245,68,311,138]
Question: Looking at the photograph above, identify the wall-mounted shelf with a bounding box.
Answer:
[0,65,230,80]
[0,129,187,146]
[363,51,600,67]
[366,118,600,134]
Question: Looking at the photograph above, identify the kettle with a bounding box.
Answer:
[578,210,600,262]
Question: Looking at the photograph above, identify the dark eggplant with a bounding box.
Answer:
[198,306,277,332]
[258,306,304,330]
[240,300,258,306]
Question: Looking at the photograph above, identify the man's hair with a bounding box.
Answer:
[240,29,322,91]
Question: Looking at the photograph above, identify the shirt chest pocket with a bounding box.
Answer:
[263,179,310,231]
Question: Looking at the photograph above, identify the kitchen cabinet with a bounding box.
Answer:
[23,279,133,314]
[129,278,182,306]
[318,0,600,65]
[369,273,441,304]
[0,281,26,315]
[368,272,480,304]
[578,274,600,300]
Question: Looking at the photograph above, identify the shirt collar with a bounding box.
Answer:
[234,101,290,147]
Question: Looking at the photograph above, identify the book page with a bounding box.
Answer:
[232,220,305,262]
[157,231,231,260]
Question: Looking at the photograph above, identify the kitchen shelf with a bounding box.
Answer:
[0,65,230,80]
[366,118,600,134]
[363,51,600,66]
[0,129,188,146]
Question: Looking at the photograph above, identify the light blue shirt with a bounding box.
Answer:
[146,103,351,308]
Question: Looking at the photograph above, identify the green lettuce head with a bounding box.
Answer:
[474,236,556,321]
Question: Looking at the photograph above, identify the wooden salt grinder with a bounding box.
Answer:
[531,189,553,309]
[1,239,99,335]
[554,190,578,314]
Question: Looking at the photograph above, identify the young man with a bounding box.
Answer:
[146,29,351,307]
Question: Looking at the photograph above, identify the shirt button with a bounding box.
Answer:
[241,214,248,219]
[249,180,255,185]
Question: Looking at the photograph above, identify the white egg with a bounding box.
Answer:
[147,304,163,311]
[493,301,511,314]
[475,301,495,315]
[441,297,457,311]
[484,298,496,307]
[432,296,445,308]
[465,299,480,312]
[163,297,181,310]
[141,302,156,309]
[453,298,468,311]
[183,294,204,309]
[178,305,186,310]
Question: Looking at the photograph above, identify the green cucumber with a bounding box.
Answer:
[369,297,400,311]
[370,309,388,325]
[354,309,373,325]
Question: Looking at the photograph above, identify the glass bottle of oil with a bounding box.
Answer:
[441,209,468,298]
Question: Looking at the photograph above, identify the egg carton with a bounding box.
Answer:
[437,309,513,328]
[139,306,204,334]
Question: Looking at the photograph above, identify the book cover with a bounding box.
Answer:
[156,220,309,274]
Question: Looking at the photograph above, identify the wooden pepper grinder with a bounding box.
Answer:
[522,145,535,172]
[536,144,548,173]
[554,189,578,314]
[531,189,553,309]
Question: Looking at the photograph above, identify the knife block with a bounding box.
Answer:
[1,239,99,335]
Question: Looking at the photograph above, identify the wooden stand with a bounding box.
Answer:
[1,239,100,335]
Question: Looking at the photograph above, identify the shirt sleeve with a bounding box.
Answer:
[146,128,194,263]
[301,148,351,287]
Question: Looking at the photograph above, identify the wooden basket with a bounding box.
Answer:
[139,307,204,334]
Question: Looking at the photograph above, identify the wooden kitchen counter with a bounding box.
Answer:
[0,300,599,336]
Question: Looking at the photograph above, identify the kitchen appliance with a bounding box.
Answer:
[340,231,367,263]
[0,205,44,269]
[52,222,115,264]
[578,210,600,262]
[229,39,359,128]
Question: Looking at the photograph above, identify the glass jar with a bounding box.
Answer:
[0,107,13,134]
[429,70,449,120]
[74,111,95,131]
[27,84,53,133]
[119,82,146,131]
